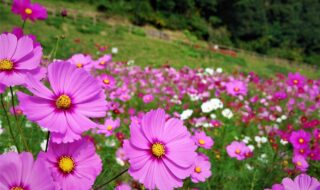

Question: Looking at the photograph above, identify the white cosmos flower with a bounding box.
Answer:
[201,98,223,113]
[111,47,118,54]
[180,109,193,120]
[222,108,233,119]
[216,68,223,73]
[205,68,214,75]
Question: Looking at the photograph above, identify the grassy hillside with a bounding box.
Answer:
[0,0,319,78]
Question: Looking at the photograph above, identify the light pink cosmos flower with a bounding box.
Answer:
[142,94,154,103]
[97,118,120,137]
[226,141,251,160]
[226,80,248,96]
[9,105,23,116]
[11,0,48,22]
[292,155,309,172]
[191,154,212,183]
[17,61,107,143]
[94,54,112,70]
[0,33,42,86]
[0,152,55,190]
[192,131,214,149]
[68,53,93,71]
[98,74,116,90]
[123,109,197,190]
[282,174,320,190]
[115,183,131,190]
[38,138,102,190]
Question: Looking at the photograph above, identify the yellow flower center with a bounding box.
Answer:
[107,125,113,131]
[195,166,201,173]
[296,161,302,166]
[103,79,110,84]
[58,156,75,173]
[100,61,106,65]
[76,63,83,68]
[198,139,205,145]
[299,149,304,153]
[0,59,14,71]
[56,95,72,109]
[10,187,24,190]
[25,8,32,15]
[293,79,299,84]
[234,87,240,92]
[151,143,165,158]
[235,149,241,154]
[298,138,304,144]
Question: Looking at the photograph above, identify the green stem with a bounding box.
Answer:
[10,86,30,151]
[94,168,128,190]
[0,94,20,152]
[45,131,50,152]
[22,20,26,29]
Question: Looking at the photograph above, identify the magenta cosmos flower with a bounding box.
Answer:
[94,54,112,70]
[98,74,116,90]
[287,72,306,87]
[68,53,93,71]
[282,174,320,190]
[191,154,212,183]
[289,130,311,149]
[12,0,47,22]
[292,155,309,172]
[0,33,42,86]
[38,138,102,190]
[192,131,214,149]
[226,141,251,160]
[0,152,55,190]
[97,117,120,137]
[17,61,107,143]
[142,94,154,103]
[264,184,284,190]
[226,80,248,96]
[0,83,5,93]
[123,108,197,190]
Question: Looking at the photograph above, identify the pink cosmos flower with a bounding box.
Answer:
[0,152,55,190]
[226,141,251,160]
[116,147,128,162]
[17,61,107,143]
[68,53,93,71]
[94,54,112,70]
[289,130,311,149]
[292,155,309,172]
[265,184,284,190]
[11,0,48,22]
[98,74,116,90]
[192,131,214,149]
[97,118,120,137]
[287,73,306,87]
[9,105,23,116]
[191,154,212,183]
[282,174,319,190]
[0,83,5,93]
[0,33,42,86]
[226,80,248,96]
[115,183,131,190]
[38,138,102,190]
[123,109,197,190]
[142,94,154,103]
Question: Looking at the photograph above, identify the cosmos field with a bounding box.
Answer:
[0,1,319,190]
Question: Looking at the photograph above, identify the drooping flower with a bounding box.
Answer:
[226,141,251,160]
[0,152,55,190]
[123,109,197,190]
[0,33,42,86]
[192,131,214,149]
[68,53,93,71]
[289,130,311,149]
[38,138,102,190]
[282,174,319,190]
[94,54,112,70]
[142,94,154,103]
[287,73,306,87]
[17,61,107,143]
[11,0,47,22]
[97,118,120,137]
[226,80,248,96]
[191,154,212,183]
[98,74,116,90]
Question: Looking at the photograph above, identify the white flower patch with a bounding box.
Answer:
[180,109,193,120]
[222,108,233,119]
[201,98,223,113]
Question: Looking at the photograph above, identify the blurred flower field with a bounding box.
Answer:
[0,1,319,190]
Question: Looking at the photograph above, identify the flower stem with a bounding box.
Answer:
[10,86,30,151]
[21,20,26,29]
[94,168,129,190]
[45,131,50,152]
[0,94,20,152]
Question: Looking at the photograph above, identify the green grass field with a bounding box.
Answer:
[0,0,319,79]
